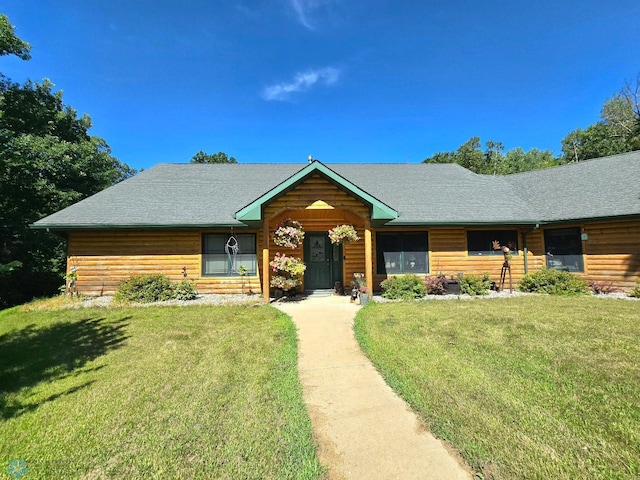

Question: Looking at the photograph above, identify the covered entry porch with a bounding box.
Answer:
[232,161,398,302]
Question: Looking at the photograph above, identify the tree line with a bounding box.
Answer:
[0,14,239,307]
[423,77,640,174]
[0,15,135,307]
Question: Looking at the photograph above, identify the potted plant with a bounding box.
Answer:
[269,252,306,296]
[273,219,305,249]
[238,265,248,294]
[270,275,302,297]
[328,224,360,245]
[359,285,370,305]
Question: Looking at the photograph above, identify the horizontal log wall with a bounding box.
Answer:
[582,220,640,289]
[67,202,639,296]
[68,230,263,296]
[372,221,640,292]
[266,175,369,219]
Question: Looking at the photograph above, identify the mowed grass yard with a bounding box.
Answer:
[0,303,323,479]
[354,296,640,480]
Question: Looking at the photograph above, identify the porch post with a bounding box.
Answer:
[262,221,270,302]
[364,218,373,295]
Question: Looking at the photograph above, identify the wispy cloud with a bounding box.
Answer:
[289,0,334,30]
[262,67,341,101]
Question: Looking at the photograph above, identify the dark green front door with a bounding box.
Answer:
[304,233,342,290]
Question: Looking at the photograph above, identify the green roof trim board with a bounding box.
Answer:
[234,161,398,221]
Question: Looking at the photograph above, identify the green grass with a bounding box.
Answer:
[1,304,323,479]
[354,296,640,480]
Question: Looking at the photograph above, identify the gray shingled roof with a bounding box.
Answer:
[503,150,640,222]
[32,151,640,229]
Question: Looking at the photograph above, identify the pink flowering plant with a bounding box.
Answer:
[270,275,302,290]
[269,252,307,276]
[273,219,305,248]
[269,252,306,291]
[328,224,359,245]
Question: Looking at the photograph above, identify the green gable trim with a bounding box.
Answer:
[234,160,398,222]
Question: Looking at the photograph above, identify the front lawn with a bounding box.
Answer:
[354,296,640,480]
[0,304,322,479]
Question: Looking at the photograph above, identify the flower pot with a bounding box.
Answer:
[445,280,460,295]
[359,293,370,306]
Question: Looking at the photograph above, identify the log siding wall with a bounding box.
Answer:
[66,181,640,297]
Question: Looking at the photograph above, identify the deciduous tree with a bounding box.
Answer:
[190,150,237,164]
[0,76,134,307]
[0,14,31,60]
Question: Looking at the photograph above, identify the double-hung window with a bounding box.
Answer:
[467,230,519,256]
[202,234,257,276]
[376,232,429,274]
[544,227,584,272]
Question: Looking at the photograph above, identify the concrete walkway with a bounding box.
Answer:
[276,295,472,480]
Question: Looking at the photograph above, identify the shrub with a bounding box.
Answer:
[424,275,447,295]
[174,280,198,300]
[518,269,589,295]
[460,273,492,296]
[589,280,619,295]
[380,274,426,300]
[114,274,176,303]
[629,280,640,298]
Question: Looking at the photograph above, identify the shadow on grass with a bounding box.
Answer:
[0,316,130,419]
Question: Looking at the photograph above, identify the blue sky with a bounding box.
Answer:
[2,1,639,170]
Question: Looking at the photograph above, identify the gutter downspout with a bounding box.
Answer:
[522,224,540,274]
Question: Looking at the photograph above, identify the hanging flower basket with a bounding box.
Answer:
[270,274,302,291]
[273,219,305,249]
[269,252,307,276]
[328,224,360,245]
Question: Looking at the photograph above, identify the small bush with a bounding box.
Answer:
[460,273,492,296]
[380,274,426,300]
[518,269,589,295]
[424,275,447,295]
[629,280,640,298]
[589,280,619,295]
[114,274,176,303]
[174,280,198,300]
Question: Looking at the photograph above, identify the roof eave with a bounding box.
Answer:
[29,222,250,231]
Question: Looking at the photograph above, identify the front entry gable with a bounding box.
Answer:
[234,160,398,223]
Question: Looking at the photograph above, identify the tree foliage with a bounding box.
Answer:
[190,150,237,164]
[424,136,556,175]
[0,14,31,60]
[560,77,640,162]
[425,75,640,172]
[0,29,135,306]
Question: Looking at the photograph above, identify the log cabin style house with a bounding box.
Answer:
[32,151,640,300]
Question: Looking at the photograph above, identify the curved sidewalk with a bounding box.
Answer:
[276,296,472,480]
